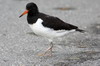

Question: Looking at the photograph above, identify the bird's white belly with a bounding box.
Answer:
[29,18,75,38]
[29,24,58,38]
[29,24,51,37]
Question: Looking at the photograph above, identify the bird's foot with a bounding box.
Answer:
[37,52,52,56]
[37,47,53,56]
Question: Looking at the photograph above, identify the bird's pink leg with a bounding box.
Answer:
[38,42,53,56]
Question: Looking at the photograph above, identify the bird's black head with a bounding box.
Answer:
[19,2,39,18]
[26,2,38,11]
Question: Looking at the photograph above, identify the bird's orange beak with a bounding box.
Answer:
[19,10,29,18]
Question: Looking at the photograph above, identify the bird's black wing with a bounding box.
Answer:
[41,15,78,30]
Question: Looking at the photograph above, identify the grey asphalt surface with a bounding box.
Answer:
[0,0,100,66]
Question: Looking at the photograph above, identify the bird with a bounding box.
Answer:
[19,2,84,56]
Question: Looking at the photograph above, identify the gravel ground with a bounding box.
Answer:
[0,0,100,66]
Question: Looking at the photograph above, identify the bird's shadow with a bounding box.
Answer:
[26,32,38,36]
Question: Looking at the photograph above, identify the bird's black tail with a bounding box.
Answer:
[76,28,85,33]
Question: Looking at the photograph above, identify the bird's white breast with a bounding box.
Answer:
[29,18,75,38]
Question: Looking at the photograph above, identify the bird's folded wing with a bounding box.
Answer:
[42,16,78,30]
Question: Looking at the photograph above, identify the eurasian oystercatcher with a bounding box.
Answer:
[19,2,84,56]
